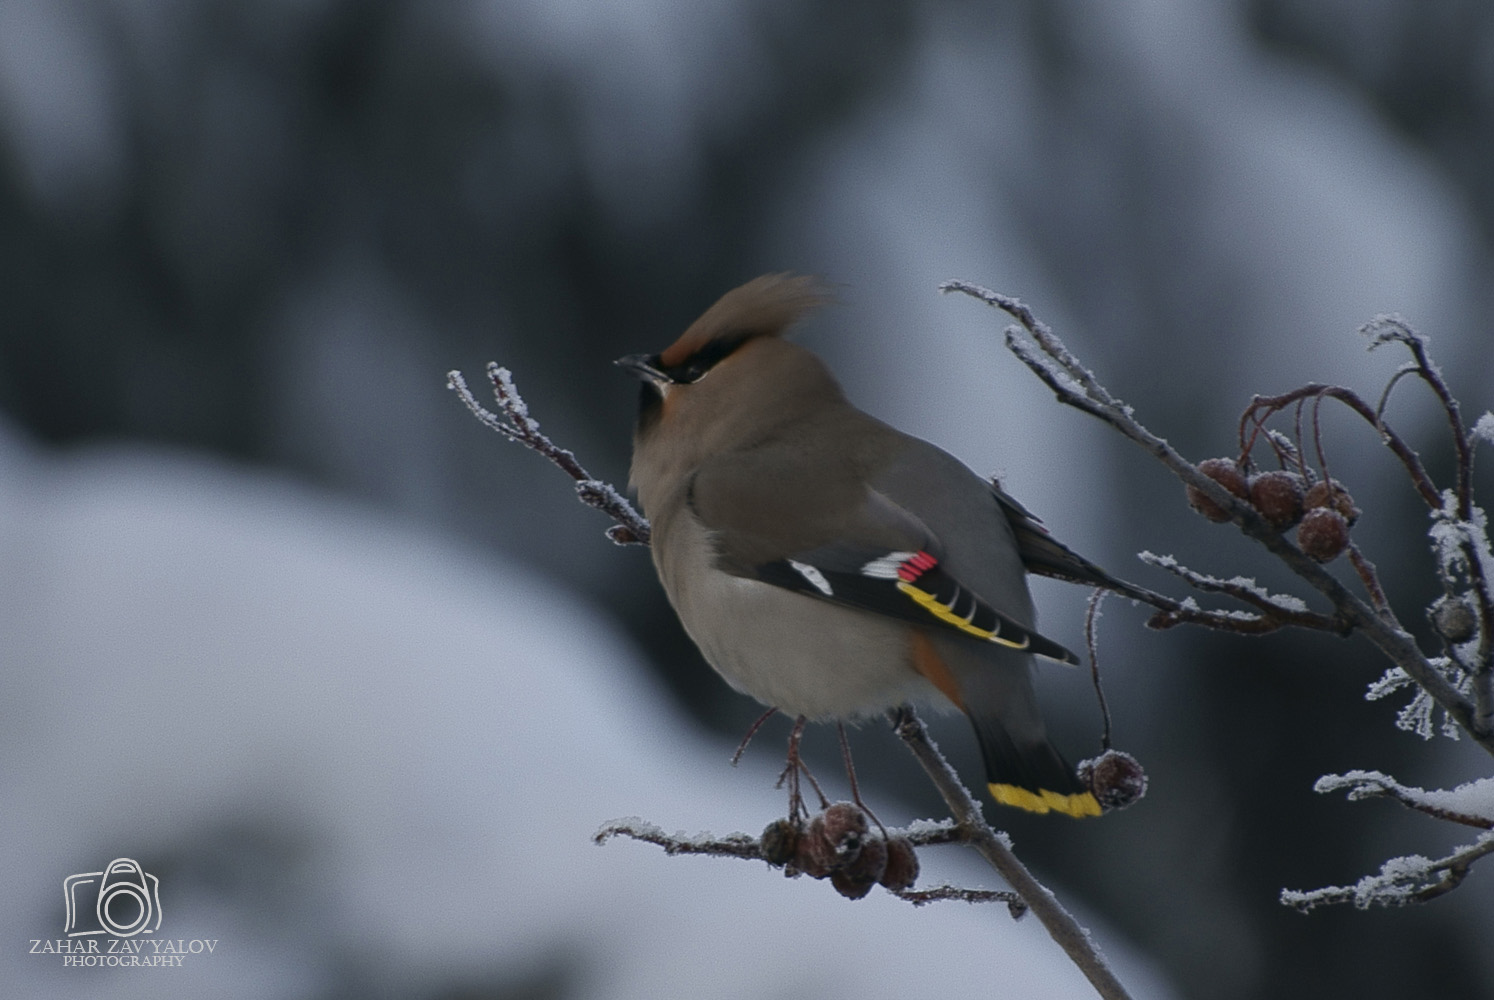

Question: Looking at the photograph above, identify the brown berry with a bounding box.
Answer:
[830,836,886,900]
[1078,750,1148,813]
[1303,479,1360,526]
[879,836,920,891]
[1298,507,1350,562]
[1187,458,1249,522]
[760,819,799,867]
[819,802,869,866]
[794,814,836,878]
[1432,596,1478,644]
[1248,470,1306,530]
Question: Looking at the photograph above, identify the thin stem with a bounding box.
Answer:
[1085,590,1113,751]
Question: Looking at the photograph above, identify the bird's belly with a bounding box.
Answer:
[668,569,935,720]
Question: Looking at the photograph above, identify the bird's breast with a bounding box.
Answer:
[649,511,938,719]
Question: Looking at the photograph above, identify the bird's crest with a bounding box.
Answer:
[660,273,832,368]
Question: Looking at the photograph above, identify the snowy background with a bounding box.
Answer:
[3,1,1493,998]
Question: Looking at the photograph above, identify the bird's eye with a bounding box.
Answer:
[668,335,743,384]
[679,360,713,383]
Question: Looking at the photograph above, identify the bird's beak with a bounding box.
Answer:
[614,353,671,387]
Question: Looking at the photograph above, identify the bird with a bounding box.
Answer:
[617,273,1131,818]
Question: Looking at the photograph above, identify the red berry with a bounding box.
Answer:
[1303,479,1360,526]
[879,837,920,891]
[760,819,799,867]
[1248,470,1305,530]
[794,814,835,878]
[819,803,869,865]
[1298,507,1350,562]
[830,836,886,900]
[1187,458,1249,522]
[1078,750,1148,813]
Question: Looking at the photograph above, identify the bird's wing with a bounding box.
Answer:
[687,448,1080,665]
[990,482,1149,601]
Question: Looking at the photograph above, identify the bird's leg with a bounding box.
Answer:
[775,715,829,823]
[837,721,888,838]
[730,706,779,766]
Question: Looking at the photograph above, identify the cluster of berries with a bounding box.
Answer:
[1187,460,1360,562]
[760,803,919,900]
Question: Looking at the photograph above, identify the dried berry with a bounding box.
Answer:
[1303,479,1360,526]
[1298,507,1350,562]
[819,802,869,865]
[794,814,836,878]
[830,836,886,900]
[1431,596,1478,644]
[1187,458,1249,522]
[879,836,920,891]
[1078,750,1148,813]
[1248,470,1305,530]
[760,819,799,867]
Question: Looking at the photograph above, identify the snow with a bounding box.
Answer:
[0,426,1176,1000]
[1136,553,1309,614]
[1282,833,1494,912]
[1315,770,1494,826]
[1473,412,1494,448]
[1364,666,1413,701]
[1396,687,1438,741]
[487,363,537,431]
[1429,491,1494,586]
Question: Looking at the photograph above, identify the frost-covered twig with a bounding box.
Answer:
[594,819,764,860]
[594,812,1024,911]
[889,884,1027,915]
[1137,552,1349,635]
[447,365,651,545]
[1281,833,1494,911]
[944,280,1494,758]
[944,281,1494,908]
[1363,315,1472,513]
[888,707,1134,1000]
[1364,317,1494,723]
[1313,771,1494,829]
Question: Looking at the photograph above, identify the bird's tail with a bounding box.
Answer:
[970,715,1100,818]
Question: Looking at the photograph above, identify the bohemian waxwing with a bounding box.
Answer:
[618,274,1128,818]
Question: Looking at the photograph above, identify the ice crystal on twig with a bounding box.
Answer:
[447,365,651,545]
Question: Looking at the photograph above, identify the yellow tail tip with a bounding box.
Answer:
[989,783,1102,818]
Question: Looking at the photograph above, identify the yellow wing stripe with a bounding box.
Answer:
[896,581,1031,650]
[989,783,1102,818]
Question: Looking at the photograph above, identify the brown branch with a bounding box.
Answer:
[888,707,1135,1000]
[1086,591,1114,750]
[1242,383,1440,509]
[1363,316,1472,514]
[1347,545,1394,622]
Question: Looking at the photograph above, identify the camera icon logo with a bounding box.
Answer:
[63,859,162,938]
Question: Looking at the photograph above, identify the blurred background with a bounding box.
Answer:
[3,0,1494,997]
